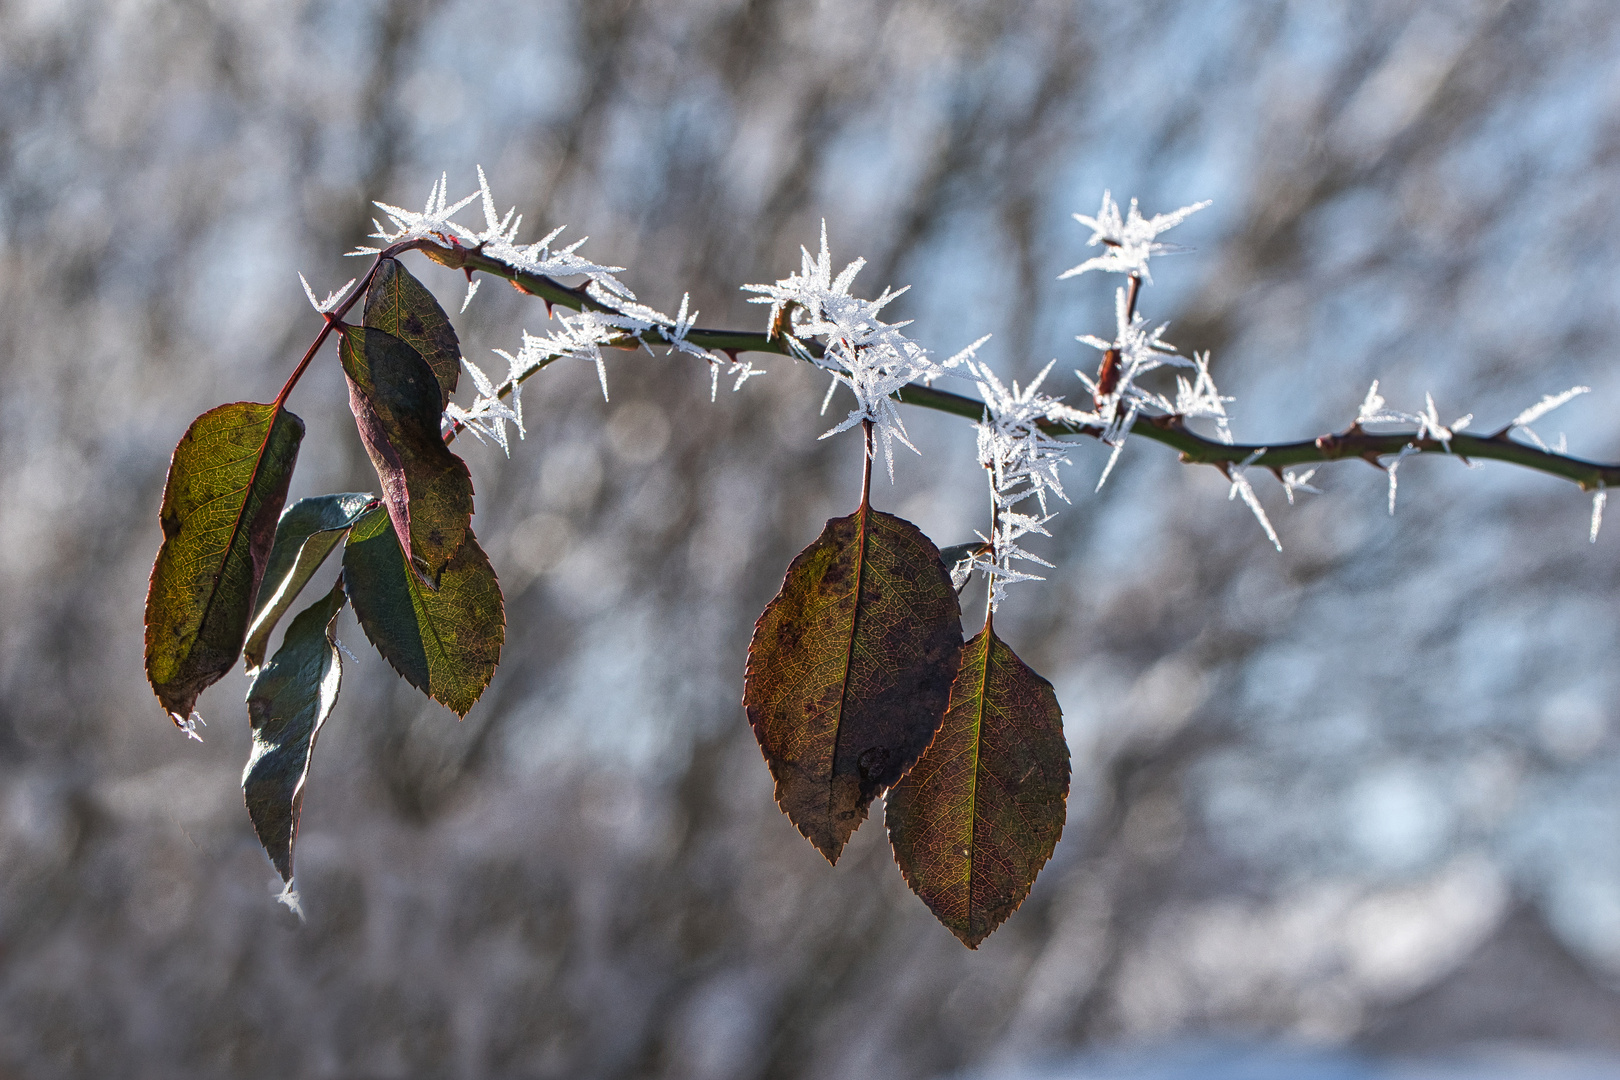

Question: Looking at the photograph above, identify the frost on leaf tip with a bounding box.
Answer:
[276,879,305,921]
[171,709,206,742]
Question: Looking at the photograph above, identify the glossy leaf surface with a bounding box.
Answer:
[342,507,503,716]
[243,577,345,884]
[145,402,304,727]
[363,256,460,406]
[887,624,1069,948]
[744,507,962,863]
[339,325,474,584]
[243,492,375,671]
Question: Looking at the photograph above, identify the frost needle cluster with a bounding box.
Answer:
[742,223,964,480]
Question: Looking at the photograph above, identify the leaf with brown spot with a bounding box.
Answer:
[339,325,474,585]
[744,507,962,863]
[886,623,1069,948]
[144,402,304,729]
[364,257,460,406]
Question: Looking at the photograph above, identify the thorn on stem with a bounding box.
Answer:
[1095,348,1121,409]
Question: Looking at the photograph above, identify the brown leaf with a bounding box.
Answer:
[886,623,1069,948]
[744,507,962,862]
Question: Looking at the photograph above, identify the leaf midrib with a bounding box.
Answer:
[832,502,872,817]
[965,628,991,921]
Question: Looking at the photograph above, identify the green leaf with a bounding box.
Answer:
[342,507,503,716]
[363,256,460,407]
[339,325,474,585]
[243,576,346,887]
[886,624,1070,948]
[244,492,376,672]
[744,507,963,863]
[145,402,304,730]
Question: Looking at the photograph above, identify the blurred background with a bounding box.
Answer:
[4,0,1620,1076]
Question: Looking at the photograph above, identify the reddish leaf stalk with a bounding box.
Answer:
[860,419,875,511]
[273,239,431,411]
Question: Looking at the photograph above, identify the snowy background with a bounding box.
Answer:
[4,0,1620,1076]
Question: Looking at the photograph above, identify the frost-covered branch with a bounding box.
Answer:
[367,176,1618,537]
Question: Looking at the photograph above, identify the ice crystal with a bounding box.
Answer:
[1173,351,1234,443]
[1076,283,1193,489]
[1510,385,1590,453]
[971,358,1073,514]
[1592,483,1607,544]
[1282,468,1321,505]
[1385,442,1421,515]
[959,356,1077,610]
[1418,392,1471,450]
[299,273,356,315]
[1357,382,1471,446]
[742,222,953,480]
[443,356,523,454]
[1356,382,1477,509]
[1060,191,1210,284]
[973,509,1056,612]
[507,311,625,402]
[277,878,305,921]
[351,168,629,306]
[352,173,479,253]
[1226,449,1281,551]
[170,709,206,742]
